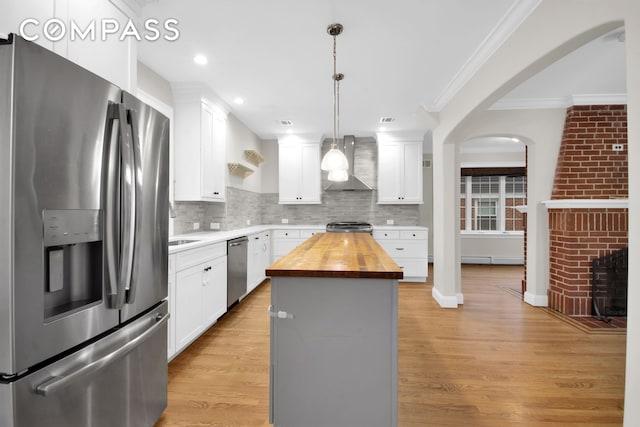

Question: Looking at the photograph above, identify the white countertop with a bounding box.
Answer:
[169,224,428,254]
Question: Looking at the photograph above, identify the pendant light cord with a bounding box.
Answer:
[332,33,338,149]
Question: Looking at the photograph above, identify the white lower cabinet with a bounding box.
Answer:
[167,254,176,360]
[202,256,228,326]
[172,242,227,357]
[373,229,428,282]
[247,231,271,294]
[272,228,323,261]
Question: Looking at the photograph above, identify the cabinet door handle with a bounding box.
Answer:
[395,248,405,251]
[204,266,212,271]
[268,305,294,319]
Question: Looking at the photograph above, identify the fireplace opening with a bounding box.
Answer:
[592,247,628,322]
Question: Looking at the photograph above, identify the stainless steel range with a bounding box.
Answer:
[326,221,373,234]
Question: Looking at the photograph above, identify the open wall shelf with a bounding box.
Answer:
[244,149,265,167]
[228,162,254,178]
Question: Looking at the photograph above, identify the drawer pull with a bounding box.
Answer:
[395,248,405,251]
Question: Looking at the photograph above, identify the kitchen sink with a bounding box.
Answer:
[168,239,200,246]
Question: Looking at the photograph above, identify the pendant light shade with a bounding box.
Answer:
[321,146,349,171]
[327,168,349,182]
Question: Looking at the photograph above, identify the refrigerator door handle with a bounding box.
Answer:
[125,107,143,304]
[119,104,137,307]
[105,103,125,309]
[34,312,169,396]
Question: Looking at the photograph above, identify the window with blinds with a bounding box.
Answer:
[460,173,526,233]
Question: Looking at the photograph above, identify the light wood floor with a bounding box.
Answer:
[155,265,626,427]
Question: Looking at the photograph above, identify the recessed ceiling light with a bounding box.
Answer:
[193,54,208,65]
[286,129,293,134]
[379,126,386,132]
[233,97,244,105]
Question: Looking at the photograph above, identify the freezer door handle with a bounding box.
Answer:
[34,312,169,396]
[119,105,137,307]
[105,103,126,309]
[125,107,143,305]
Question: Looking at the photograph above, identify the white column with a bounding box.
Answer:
[624,2,640,425]
[523,143,550,306]
[431,130,461,307]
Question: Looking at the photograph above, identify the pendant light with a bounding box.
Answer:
[327,168,349,182]
[321,23,349,177]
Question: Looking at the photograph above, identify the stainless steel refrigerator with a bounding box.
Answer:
[0,34,170,427]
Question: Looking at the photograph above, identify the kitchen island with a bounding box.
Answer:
[266,232,402,427]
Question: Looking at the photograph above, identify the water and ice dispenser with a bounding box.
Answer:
[43,209,103,321]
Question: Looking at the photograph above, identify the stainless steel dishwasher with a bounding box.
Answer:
[227,236,249,308]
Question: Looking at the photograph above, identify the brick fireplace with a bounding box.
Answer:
[547,105,628,317]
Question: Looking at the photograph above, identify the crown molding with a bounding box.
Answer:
[571,93,627,105]
[490,97,569,110]
[490,93,627,110]
[429,0,542,111]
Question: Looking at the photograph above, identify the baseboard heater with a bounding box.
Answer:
[461,256,524,265]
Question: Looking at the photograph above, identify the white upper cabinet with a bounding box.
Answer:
[278,138,321,204]
[0,0,55,51]
[1,0,137,91]
[377,135,423,204]
[62,0,137,91]
[173,84,228,202]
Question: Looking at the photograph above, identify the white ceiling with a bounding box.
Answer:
[137,0,626,140]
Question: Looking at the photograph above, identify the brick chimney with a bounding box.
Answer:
[547,105,628,316]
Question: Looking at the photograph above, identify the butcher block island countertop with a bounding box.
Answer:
[266,232,403,279]
[267,231,400,427]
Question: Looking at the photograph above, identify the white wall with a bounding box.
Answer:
[460,235,523,264]
[624,1,640,424]
[137,62,173,107]
[418,154,433,257]
[260,139,280,193]
[225,114,264,193]
[459,150,524,165]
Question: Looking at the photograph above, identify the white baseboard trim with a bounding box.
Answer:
[524,291,548,307]
[432,287,460,308]
[457,293,464,305]
[400,277,427,283]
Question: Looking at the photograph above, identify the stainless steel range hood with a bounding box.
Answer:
[324,135,373,191]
